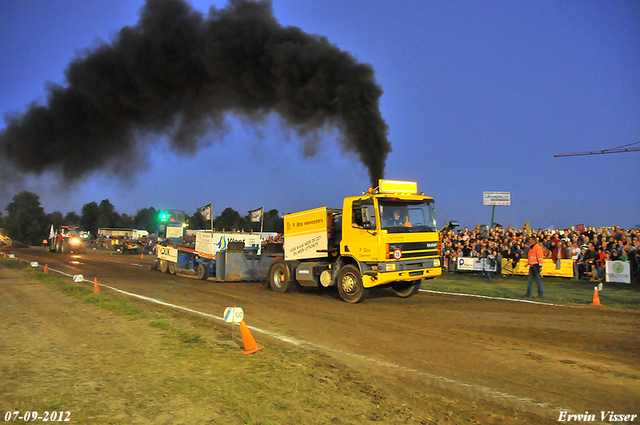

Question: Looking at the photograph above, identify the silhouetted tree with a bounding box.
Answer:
[4,191,48,245]
[263,209,283,233]
[47,211,64,229]
[214,208,250,232]
[64,211,81,226]
[134,207,158,233]
[81,202,100,238]
[189,209,208,230]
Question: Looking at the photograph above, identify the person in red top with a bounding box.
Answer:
[526,237,545,299]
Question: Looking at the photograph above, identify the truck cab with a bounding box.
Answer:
[272,179,441,303]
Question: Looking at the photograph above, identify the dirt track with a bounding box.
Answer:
[3,246,639,423]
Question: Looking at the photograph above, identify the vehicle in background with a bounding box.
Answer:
[49,226,88,254]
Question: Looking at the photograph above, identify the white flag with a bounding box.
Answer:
[49,225,55,239]
[198,203,212,221]
[249,207,264,223]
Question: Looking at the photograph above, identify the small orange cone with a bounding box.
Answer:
[3,252,6,258]
[93,278,101,294]
[239,320,263,355]
[140,253,144,259]
[17,258,22,264]
[44,264,49,274]
[590,287,601,306]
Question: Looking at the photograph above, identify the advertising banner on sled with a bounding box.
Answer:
[195,232,261,259]
[605,261,630,283]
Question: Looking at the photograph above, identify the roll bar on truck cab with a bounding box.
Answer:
[269,179,442,303]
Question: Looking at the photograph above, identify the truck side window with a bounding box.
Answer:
[352,199,375,229]
[352,201,364,228]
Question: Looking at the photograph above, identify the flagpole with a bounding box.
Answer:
[210,203,214,233]
[260,207,264,239]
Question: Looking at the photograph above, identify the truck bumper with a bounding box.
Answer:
[362,258,442,288]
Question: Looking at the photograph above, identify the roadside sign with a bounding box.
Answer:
[30,262,39,268]
[223,307,244,324]
[483,192,511,206]
[73,274,84,282]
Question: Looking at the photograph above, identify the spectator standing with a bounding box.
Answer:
[570,242,581,280]
[526,237,545,299]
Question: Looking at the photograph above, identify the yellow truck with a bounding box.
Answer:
[269,179,441,303]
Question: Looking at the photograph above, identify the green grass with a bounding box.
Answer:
[425,271,640,308]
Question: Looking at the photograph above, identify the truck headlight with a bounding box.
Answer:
[434,259,441,267]
[70,238,81,245]
[385,263,396,272]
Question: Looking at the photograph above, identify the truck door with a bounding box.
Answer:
[341,198,379,262]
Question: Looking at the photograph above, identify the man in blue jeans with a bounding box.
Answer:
[526,237,545,299]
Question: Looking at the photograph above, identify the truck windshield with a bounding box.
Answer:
[379,199,437,233]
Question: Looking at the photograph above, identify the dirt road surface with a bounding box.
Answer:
[2,246,639,423]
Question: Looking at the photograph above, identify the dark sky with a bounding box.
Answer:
[1,0,638,229]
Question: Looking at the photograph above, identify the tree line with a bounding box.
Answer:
[0,191,284,246]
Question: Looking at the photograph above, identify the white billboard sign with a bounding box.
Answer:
[605,261,630,284]
[457,257,497,272]
[483,191,511,206]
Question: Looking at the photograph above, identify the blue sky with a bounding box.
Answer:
[1,0,638,230]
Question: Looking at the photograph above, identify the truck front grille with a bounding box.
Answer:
[389,242,438,259]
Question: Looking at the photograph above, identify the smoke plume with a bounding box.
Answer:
[0,0,390,187]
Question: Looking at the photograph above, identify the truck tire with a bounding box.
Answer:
[337,265,369,303]
[196,264,208,280]
[159,259,169,273]
[60,241,69,254]
[392,281,421,298]
[55,241,62,254]
[168,262,176,275]
[269,261,295,293]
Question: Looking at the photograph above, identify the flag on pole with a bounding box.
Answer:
[198,203,212,221]
[49,224,55,239]
[249,207,264,223]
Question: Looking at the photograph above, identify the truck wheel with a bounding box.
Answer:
[269,262,295,293]
[159,259,169,273]
[337,265,369,303]
[392,281,421,298]
[196,264,208,280]
[60,242,69,254]
[168,262,176,275]
[55,241,62,254]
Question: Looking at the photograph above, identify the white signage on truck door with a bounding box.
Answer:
[483,192,511,206]
[284,207,328,261]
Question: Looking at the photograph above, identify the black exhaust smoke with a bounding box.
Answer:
[0,0,390,187]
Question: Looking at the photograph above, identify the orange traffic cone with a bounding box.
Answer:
[44,264,49,274]
[590,287,601,306]
[2,252,6,258]
[239,320,263,355]
[93,278,101,295]
[140,253,144,259]
[17,258,22,264]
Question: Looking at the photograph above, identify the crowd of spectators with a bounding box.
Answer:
[440,225,640,283]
